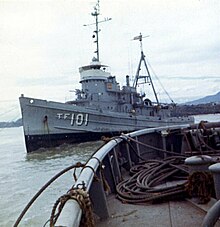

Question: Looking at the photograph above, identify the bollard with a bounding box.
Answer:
[185,155,213,173]
[209,163,220,200]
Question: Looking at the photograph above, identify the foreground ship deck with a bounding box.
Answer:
[14,121,220,227]
[96,196,220,227]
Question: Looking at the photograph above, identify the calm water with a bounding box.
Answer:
[0,114,220,226]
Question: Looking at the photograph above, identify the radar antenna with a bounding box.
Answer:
[84,0,112,61]
[132,33,159,105]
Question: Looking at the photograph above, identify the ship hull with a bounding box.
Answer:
[19,96,194,152]
[24,131,122,153]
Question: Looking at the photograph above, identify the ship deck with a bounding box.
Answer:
[96,196,220,227]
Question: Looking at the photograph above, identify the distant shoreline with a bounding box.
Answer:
[0,119,22,128]
[171,103,220,117]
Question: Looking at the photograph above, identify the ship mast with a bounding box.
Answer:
[84,0,111,61]
[92,1,100,61]
[133,33,160,105]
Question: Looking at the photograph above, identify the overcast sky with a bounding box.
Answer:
[0,0,220,121]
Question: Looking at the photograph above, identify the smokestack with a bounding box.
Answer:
[126,75,130,86]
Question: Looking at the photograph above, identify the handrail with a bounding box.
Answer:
[55,138,121,226]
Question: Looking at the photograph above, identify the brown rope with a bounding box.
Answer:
[50,188,95,227]
[187,171,215,204]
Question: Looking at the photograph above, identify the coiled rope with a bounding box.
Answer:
[116,156,189,204]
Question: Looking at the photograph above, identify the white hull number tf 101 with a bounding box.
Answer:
[57,113,89,126]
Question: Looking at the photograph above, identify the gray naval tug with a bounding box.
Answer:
[19,3,194,153]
